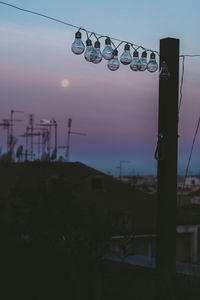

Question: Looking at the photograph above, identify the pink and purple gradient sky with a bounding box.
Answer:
[1,0,200,175]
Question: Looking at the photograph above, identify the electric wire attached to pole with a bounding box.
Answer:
[182,116,200,191]
[1,1,200,58]
[0,1,158,53]
[178,55,185,115]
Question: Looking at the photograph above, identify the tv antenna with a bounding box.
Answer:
[9,109,24,155]
[117,160,131,179]
[0,119,10,152]
[66,118,86,162]
[37,119,57,160]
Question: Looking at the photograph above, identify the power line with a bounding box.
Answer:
[0,1,79,29]
[2,1,200,58]
[1,1,200,181]
[178,55,185,114]
[180,54,200,57]
[182,116,200,191]
[0,1,158,53]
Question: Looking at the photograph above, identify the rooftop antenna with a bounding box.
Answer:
[32,132,41,159]
[0,119,10,152]
[28,115,41,161]
[50,119,57,161]
[20,116,41,161]
[16,145,23,162]
[66,118,86,162]
[118,160,131,179]
[10,109,24,156]
[29,114,34,160]
[41,128,49,160]
[20,127,35,161]
[37,119,53,160]
[25,126,29,161]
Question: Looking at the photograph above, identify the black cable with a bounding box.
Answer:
[182,116,200,191]
[0,1,79,29]
[178,55,185,114]
[2,2,200,57]
[0,1,159,54]
[180,54,200,57]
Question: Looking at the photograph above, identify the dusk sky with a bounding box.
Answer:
[1,0,200,175]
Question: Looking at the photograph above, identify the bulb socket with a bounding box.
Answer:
[94,40,100,48]
[105,37,111,45]
[75,31,82,39]
[124,43,130,51]
[86,39,92,46]
[113,49,118,56]
[141,51,147,58]
[150,52,156,59]
[133,50,139,57]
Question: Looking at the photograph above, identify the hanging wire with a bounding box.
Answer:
[0,1,80,29]
[2,1,200,57]
[178,55,200,114]
[0,1,158,54]
[2,2,200,186]
[182,116,200,191]
[178,55,200,191]
[180,54,200,57]
[178,55,185,115]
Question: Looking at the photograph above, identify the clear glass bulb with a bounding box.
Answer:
[147,52,158,73]
[93,40,103,64]
[120,43,132,65]
[159,61,170,79]
[138,51,147,71]
[71,31,85,55]
[130,50,141,71]
[102,37,114,60]
[107,49,120,71]
[84,39,98,62]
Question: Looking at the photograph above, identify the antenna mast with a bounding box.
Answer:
[66,118,86,162]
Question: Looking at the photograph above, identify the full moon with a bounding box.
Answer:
[61,79,70,88]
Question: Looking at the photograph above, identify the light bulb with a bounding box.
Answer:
[159,61,170,79]
[107,49,120,71]
[84,39,98,62]
[138,51,147,71]
[130,50,141,71]
[71,31,85,55]
[120,43,132,65]
[93,40,103,64]
[147,52,158,73]
[102,37,114,60]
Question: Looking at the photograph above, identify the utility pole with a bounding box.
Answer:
[156,38,179,296]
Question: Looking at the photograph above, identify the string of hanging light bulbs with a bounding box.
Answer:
[71,30,158,72]
[0,1,158,73]
[1,1,200,73]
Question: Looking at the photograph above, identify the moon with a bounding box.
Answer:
[61,79,70,88]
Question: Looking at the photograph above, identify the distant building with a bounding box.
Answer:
[185,176,200,187]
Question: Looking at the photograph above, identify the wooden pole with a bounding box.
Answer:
[156,38,179,288]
